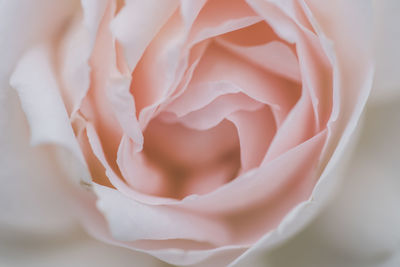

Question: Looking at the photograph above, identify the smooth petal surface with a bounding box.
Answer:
[0,0,78,81]
[216,39,301,82]
[111,0,179,71]
[230,99,400,267]
[94,184,231,245]
[0,0,83,235]
[58,0,108,117]
[175,93,263,130]
[10,43,86,170]
[227,106,276,171]
[0,89,78,235]
[227,0,374,265]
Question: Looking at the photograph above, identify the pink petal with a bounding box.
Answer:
[216,38,301,82]
[143,118,239,174]
[186,0,262,46]
[178,130,327,215]
[94,184,231,245]
[85,123,177,205]
[263,85,316,162]
[227,106,276,171]
[116,135,165,196]
[110,0,179,71]
[170,93,263,130]
[80,0,123,174]
[180,42,300,123]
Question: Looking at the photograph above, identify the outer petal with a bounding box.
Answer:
[111,0,179,71]
[58,0,108,117]
[0,0,78,81]
[229,99,400,267]
[0,88,78,235]
[303,102,400,264]
[0,0,84,234]
[229,0,374,265]
[10,44,86,171]
[94,184,231,245]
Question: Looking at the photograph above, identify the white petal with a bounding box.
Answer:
[230,0,374,265]
[0,0,78,80]
[10,43,90,184]
[111,0,179,71]
[58,0,108,116]
[94,184,231,245]
[229,98,400,267]
[0,89,78,234]
[80,0,109,46]
[304,101,400,261]
[0,0,87,234]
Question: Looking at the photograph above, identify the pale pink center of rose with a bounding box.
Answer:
[70,1,332,247]
[143,118,241,198]
[122,7,303,198]
[54,0,336,250]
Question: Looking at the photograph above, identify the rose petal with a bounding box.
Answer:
[263,84,316,162]
[0,89,78,235]
[216,39,301,82]
[140,118,240,198]
[58,0,108,117]
[184,162,238,196]
[180,130,327,215]
[58,14,93,117]
[245,0,332,132]
[129,11,185,126]
[187,0,262,46]
[78,190,247,266]
[167,42,300,125]
[0,0,84,235]
[302,0,374,184]
[172,93,263,130]
[306,102,400,260]
[81,0,109,45]
[0,0,78,80]
[80,0,124,179]
[227,106,276,171]
[228,100,400,267]
[179,0,208,31]
[110,0,179,72]
[116,135,165,196]
[85,123,176,205]
[81,0,144,190]
[93,184,231,245]
[229,0,374,265]
[165,81,242,118]
[133,0,263,129]
[10,43,89,183]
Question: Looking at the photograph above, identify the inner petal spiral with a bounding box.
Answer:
[143,118,241,198]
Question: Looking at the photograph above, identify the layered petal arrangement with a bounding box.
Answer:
[10,0,373,265]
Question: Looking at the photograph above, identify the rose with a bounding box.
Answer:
[0,0,394,267]
[2,0,375,265]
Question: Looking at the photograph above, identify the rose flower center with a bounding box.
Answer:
[143,117,240,198]
[123,3,301,200]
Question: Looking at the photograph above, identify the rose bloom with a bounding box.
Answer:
[2,0,400,266]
